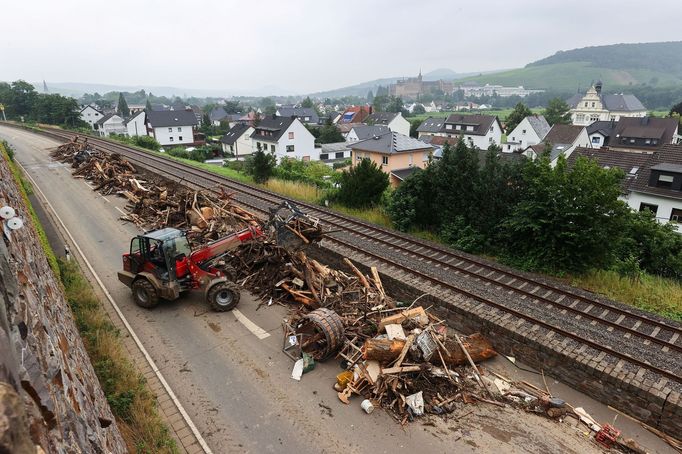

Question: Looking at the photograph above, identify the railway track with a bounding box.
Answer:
[16,125,682,383]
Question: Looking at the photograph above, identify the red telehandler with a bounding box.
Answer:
[117,201,318,311]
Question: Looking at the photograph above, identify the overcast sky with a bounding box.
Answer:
[3,0,681,96]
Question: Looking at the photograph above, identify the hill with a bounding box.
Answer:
[460,41,682,91]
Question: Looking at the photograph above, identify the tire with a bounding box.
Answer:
[296,308,345,361]
[132,279,159,309]
[207,281,241,312]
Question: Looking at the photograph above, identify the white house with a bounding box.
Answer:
[79,105,104,130]
[567,81,647,126]
[95,114,127,137]
[250,116,317,162]
[220,123,254,160]
[346,125,389,143]
[504,115,550,152]
[523,124,591,165]
[146,110,198,147]
[438,114,503,149]
[275,106,320,125]
[125,111,146,137]
[364,112,410,136]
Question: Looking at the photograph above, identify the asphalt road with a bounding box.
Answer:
[3,125,670,454]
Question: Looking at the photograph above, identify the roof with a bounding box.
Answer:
[443,114,498,136]
[123,110,145,125]
[349,125,389,140]
[320,142,349,153]
[544,124,585,145]
[209,107,228,122]
[95,113,118,125]
[611,117,679,151]
[350,131,433,155]
[629,144,682,200]
[417,117,445,133]
[365,112,398,126]
[220,123,252,145]
[566,147,653,191]
[80,105,103,114]
[276,107,319,123]
[526,115,551,139]
[338,106,371,124]
[602,94,646,112]
[250,116,296,142]
[586,120,617,137]
[390,167,419,181]
[147,110,198,128]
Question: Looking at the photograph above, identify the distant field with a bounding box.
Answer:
[410,107,543,123]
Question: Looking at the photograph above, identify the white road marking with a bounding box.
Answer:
[114,206,127,216]
[233,309,271,340]
[16,162,213,454]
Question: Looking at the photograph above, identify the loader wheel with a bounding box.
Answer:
[207,281,241,312]
[132,279,159,309]
[295,308,345,361]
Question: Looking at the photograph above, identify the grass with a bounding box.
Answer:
[572,270,682,321]
[59,259,178,453]
[410,107,543,123]
[264,179,324,203]
[330,204,392,228]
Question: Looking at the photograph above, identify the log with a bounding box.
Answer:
[362,338,406,363]
[380,365,421,375]
[439,333,496,367]
[378,307,428,332]
[343,258,370,289]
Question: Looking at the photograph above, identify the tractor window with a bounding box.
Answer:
[163,236,191,259]
[130,237,142,256]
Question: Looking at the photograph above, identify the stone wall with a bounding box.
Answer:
[0,152,126,453]
[308,242,682,437]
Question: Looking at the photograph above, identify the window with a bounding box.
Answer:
[590,115,599,122]
[657,174,674,188]
[445,124,453,130]
[592,136,601,144]
[356,154,362,161]
[522,129,526,134]
[335,151,345,159]
[230,145,234,152]
[639,203,658,215]
[466,126,474,131]
[178,136,183,141]
[671,208,682,222]
[320,153,329,160]
[576,114,585,122]
[288,132,294,139]
[169,137,174,142]
[455,125,462,130]
[489,126,494,132]
[585,102,588,107]
[629,139,636,144]
[382,156,389,166]
[270,145,275,152]
[591,102,595,107]
[286,145,295,152]
[408,154,413,167]
[168,128,173,132]
[423,152,430,161]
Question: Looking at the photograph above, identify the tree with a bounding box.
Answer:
[367,90,374,102]
[412,104,426,115]
[505,102,533,133]
[409,119,422,138]
[336,159,389,208]
[245,144,276,183]
[543,98,571,126]
[388,166,439,231]
[301,96,314,108]
[434,140,480,227]
[670,100,682,117]
[317,124,344,144]
[145,98,152,112]
[224,100,242,114]
[117,93,130,117]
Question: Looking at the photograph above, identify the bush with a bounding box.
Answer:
[273,158,334,188]
[132,135,161,151]
[166,147,189,159]
[225,160,245,172]
[2,140,14,161]
[244,147,276,183]
[335,158,389,208]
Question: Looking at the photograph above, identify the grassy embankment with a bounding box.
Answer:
[410,108,543,123]
[1,141,178,453]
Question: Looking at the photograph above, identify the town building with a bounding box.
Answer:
[146,110,198,146]
[457,84,544,98]
[417,114,503,149]
[504,115,550,152]
[338,106,373,124]
[388,71,454,99]
[94,113,126,137]
[220,123,254,160]
[275,107,320,125]
[319,142,351,165]
[346,125,390,142]
[125,111,146,137]
[364,112,411,136]
[567,81,647,126]
[609,116,680,153]
[349,131,434,187]
[586,120,617,148]
[209,107,229,126]
[523,124,590,165]
[250,116,316,162]
[79,105,104,130]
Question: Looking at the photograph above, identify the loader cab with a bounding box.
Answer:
[129,228,191,282]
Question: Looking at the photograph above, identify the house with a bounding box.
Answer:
[586,120,617,148]
[250,115,316,162]
[125,111,146,137]
[504,115,550,152]
[95,113,126,137]
[436,114,503,149]
[146,110,198,146]
[416,117,446,138]
[220,123,254,160]
[190,105,204,126]
[275,107,319,125]
[346,125,390,143]
[79,105,104,130]
[349,131,434,187]
[523,124,590,164]
[567,146,653,194]
[626,145,682,232]
[567,81,647,126]
[364,112,410,136]
[338,106,372,124]
[609,116,680,153]
[319,142,351,165]
[209,107,229,126]
[128,104,146,115]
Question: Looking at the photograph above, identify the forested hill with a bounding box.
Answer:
[527,41,682,78]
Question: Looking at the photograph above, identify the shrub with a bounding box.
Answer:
[244,146,276,183]
[225,160,245,172]
[166,147,189,159]
[132,135,161,151]
[335,158,389,208]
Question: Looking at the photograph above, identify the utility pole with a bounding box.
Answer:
[0,104,6,122]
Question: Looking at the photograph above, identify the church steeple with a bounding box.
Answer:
[418,68,422,81]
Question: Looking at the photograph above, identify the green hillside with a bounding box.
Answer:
[460,41,682,91]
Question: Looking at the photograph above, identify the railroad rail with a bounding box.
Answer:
[11,124,682,383]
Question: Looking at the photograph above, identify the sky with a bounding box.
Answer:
[2,0,682,96]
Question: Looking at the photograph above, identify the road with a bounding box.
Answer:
[2,125,668,454]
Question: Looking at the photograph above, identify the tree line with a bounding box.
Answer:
[0,80,86,127]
